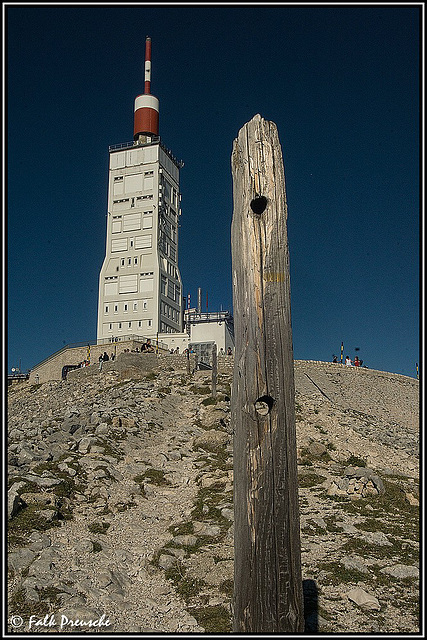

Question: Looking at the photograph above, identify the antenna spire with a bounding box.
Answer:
[133,36,159,140]
[144,36,151,95]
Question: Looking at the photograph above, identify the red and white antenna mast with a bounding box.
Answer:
[134,36,159,140]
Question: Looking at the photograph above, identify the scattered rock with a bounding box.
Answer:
[347,587,381,610]
[172,534,198,547]
[193,430,229,452]
[8,482,26,519]
[7,360,419,634]
[380,564,419,579]
[158,554,179,570]
[9,548,36,572]
[308,442,327,457]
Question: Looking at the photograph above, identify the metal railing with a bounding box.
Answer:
[186,311,233,323]
[108,138,183,169]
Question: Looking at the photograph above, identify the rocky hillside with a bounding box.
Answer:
[7,358,419,634]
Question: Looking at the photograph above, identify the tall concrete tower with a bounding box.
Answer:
[97,38,184,344]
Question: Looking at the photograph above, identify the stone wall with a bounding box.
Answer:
[28,346,236,384]
[67,353,235,382]
[28,340,166,385]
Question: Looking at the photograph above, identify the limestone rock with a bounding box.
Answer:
[380,564,419,579]
[172,534,198,547]
[347,587,381,610]
[158,554,179,570]
[8,482,25,519]
[193,430,229,452]
[9,548,36,572]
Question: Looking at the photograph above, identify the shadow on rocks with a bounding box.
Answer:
[303,578,319,633]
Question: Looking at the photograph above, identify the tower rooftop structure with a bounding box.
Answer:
[97,38,184,345]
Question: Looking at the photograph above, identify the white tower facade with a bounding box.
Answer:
[97,38,183,344]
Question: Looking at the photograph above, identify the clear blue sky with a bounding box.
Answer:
[6,5,420,378]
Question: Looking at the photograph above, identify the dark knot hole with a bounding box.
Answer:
[254,395,275,416]
[250,196,268,215]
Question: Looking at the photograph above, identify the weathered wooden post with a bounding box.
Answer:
[231,114,304,633]
[211,343,218,398]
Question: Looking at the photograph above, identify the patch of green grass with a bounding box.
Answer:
[191,487,232,538]
[299,447,332,466]
[8,584,64,624]
[87,521,110,534]
[345,455,366,467]
[169,521,194,536]
[96,440,122,460]
[132,474,148,498]
[189,385,212,395]
[342,536,417,565]
[30,461,86,499]
[319,560,369,586]
[193,605,232,633]
[298,472,325,488]
[164,562,206,603]
[193,442,230,464]
[8,505,61,548]
[219,579,233,597]
[201,396,217,406]
[140,468,171,486]
[9,587,49,619]
[314,424,327,434]
[158,386,172,394]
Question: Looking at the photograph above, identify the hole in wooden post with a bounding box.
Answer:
[250,196,267,215]
[254,395,274,416]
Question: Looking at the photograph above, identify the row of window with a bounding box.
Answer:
[159,233,177,261]
[160,275,181,302]
[106,319,152,331]
[105,299,149,314]
[111,235,152,252]
[112,194,154,207]
[160,301,180,324]
[112,213,153,234]
[160,322,179,334]
[114,170,154,182]
[119,256,139,267]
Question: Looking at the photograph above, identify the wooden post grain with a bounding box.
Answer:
[231,114,304,633]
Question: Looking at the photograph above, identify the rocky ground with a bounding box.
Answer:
[7,357,419,634]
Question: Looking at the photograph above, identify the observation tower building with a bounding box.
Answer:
[97,37,184,343]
